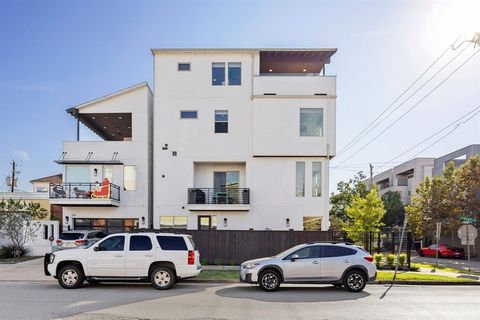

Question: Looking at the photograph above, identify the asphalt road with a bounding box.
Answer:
[1,282,479,320]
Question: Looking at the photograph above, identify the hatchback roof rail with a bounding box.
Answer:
[306,241,355,245]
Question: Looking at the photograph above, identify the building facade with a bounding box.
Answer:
[433,144,480,176]
[152,49,336,231]
[369,158,434,204]
[50,83,153,233]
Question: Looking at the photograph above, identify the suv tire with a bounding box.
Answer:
[343,269,367,292]
[58,264,85,289]
[258,269,281,292]
[150,266,175,290]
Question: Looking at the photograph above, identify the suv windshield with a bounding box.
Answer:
[59,233,84,240]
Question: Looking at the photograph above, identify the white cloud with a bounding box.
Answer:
[12,150,30,161]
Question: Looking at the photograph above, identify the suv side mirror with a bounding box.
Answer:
[290,254,300,262]
[94,246,105,252]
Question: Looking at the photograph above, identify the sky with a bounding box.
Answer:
[0,0,479,192]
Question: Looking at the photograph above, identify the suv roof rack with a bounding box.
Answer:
[130,228,186,234]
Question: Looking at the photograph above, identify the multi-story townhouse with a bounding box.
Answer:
[152,49,337,231]
[50,82,154,233]
[369,158,434,204]
[433,144,480,176]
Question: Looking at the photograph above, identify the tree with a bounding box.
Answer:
[0,198,48,258]
[329,171,368,229]
[454,155,480,228]
[381,191,405,229]
[343,188,385,245]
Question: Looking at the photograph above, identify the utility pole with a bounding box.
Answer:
[369,163,374,190]
[10,160,16,193]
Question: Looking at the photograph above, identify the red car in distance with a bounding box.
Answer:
[418,244,465,259]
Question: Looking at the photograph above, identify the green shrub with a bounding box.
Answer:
[399,253,407,266]
[386,254,396,266]
[410,263,419,272]
[373,254,383,268]
[214,258,223,266]
[0,245,29,259]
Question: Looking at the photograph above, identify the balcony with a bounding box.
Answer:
[187,188,250,211]
[253,75,336,97]
[49,182,120,207]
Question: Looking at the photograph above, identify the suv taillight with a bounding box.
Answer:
[364,256,374,262]
[56,240,62,245]
[188,250,195,265]
[75,239,87,245]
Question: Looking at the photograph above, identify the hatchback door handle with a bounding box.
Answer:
[114,254,123,257]
[312,261,320,264]
[343,260,350,263]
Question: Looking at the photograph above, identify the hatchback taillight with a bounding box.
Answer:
[188,250,195,265]
[364,256,374,262]
[75,239,88,245]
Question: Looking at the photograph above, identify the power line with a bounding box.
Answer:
[374,104,480,172]
[333,47,480,167]
[335,36,462,158]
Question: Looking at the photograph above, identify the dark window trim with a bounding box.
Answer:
[178,62,191,71]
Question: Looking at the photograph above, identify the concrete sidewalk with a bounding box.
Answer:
[0,257,53,282]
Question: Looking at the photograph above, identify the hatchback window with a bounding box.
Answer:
[156,236,188,250]
[321,246,356,257]
[286,246,321,260]
[59,233,84,240]
[98,236,125,251]
[130,235,153,251]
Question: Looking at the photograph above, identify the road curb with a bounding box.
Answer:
[182,279,480,285]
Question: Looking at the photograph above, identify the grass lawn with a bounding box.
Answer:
[414,263,480,275]
[377,271,476,282]
[196,270,477,282]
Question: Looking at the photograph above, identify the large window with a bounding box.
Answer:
[215,110,228,133]
[303,216,322,231]
[296,162,305,197]
[65,165,90,183]
[124,165,136,191]
[214,171,239,189]
[228,62,241,85]
[159,216,188,229]
[74,218,138,234]
[212,63,226,86]
[103,165,113,181]
[300,108,323,136]
[312,162,321,197]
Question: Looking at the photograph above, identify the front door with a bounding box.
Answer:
[198,216,216,230]
[87,235,126,277]
[319,245,355,281]
[279,246,321,281]
[125,235,156,277]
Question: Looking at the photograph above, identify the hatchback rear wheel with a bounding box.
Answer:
[343,270,367,292]
[258,270,281,292]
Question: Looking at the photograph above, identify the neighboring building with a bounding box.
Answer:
[152,48,337,231]
[369,158,434,204]
[49,82,153,233]
[30,174,62,193]
[433,144,480,176]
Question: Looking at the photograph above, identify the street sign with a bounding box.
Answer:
[458,224,478,246]
[459,216,477,224]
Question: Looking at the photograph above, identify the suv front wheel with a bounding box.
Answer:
[58,264,85,289]
[150,266,175,290]
[258,269,281,292]
[343,270,367,292]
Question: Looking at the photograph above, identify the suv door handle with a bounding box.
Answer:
[312,261,320,264]
[144,254,154,257]
[114,254,124,257]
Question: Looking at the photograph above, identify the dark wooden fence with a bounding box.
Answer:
[173,230,333,264]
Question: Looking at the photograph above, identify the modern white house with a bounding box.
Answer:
[51,48,337,232]
[50,82,153,233]
[152,49,337,231]
[369,158,434,204]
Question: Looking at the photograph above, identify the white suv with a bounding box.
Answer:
[44,232,202,290]
[240,242,376,292]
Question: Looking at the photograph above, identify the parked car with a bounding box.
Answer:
[418,244,465,259]
[44,232,202,290]
[56,230,107,250]
[240,242,376,292]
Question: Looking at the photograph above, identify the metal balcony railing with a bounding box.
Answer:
[188,188,250,205]
[49,182,121,201]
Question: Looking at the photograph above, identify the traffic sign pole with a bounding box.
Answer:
[466,224,470,274]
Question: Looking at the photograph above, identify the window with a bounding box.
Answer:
[156,236,188,250]
[296,162,305,197]
[124,165,136,191]
[103,165,113,181]
[129,235,153,251]
[286,246,321,260]
[198,215,217,230]
[36,186,47,193]
[215,110,228,133]
[303,216,321,231]
[312,162,321,197]
[88,231,106,239]
[73,218,137,234]
[228,62,241,85]
[178,63,191,71]
[180,111,198,119]
[98,236,125,251]
[212,63,225,85]
[321,246,357,258]
[300,108,323,136]
[65,165,90,183]
[159,216,188,229]
[214,171,240,189]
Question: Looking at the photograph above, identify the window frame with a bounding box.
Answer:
[159,216,188,229]
[177,62,191,71]
[284,245,321,260]
[312,162,322,197]
[299,108,324,137]
[296,162,305,197]
[227,62,242,86]
[214,110,229,133]
[212,62,226,86]
[180,110,198,119]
